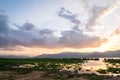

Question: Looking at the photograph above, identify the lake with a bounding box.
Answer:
[63,58,120,76]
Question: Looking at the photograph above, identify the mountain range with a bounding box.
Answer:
[0,50,120,58]
[35,50,120,58]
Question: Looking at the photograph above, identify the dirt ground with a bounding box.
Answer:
[0,71,53,80]
[0,71,120,80]
[0,71,89,80]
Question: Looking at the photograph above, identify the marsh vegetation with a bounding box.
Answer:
[0,58,119,80]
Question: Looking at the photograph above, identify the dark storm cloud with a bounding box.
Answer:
[0,8,107,50]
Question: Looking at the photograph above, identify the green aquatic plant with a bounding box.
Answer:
[97,69,107,74]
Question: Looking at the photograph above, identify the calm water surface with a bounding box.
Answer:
[64,58,120,76]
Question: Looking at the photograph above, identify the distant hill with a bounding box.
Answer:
[0,50,120,58]
[35,52,87,58]
[35,50,120,58]
[86,50,120,58]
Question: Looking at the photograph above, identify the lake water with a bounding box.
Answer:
[82,59,106,71]
[63,58,120,76]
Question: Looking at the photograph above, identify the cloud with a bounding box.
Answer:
[0,8,5,13]
[39,29,53,35]
[0,11,9,34]
[59,29,107,48]
[116,15,120,21]
[57,7,108,48]
[0,45,25,51]
[111,27,120,36]
[0,11,59,49]
[58,7,81,28]
[79,0,118,30]
[0,36,9,47]
[59,0,118,31]
[0,8,107,50]
[87,6,108,26]
[116,0,120,6]
[20,22,35,31]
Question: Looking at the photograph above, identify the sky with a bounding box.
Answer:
[0,0,120,56]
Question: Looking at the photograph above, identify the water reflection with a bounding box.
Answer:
[63,58,120,76]
[82,60,107,71]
